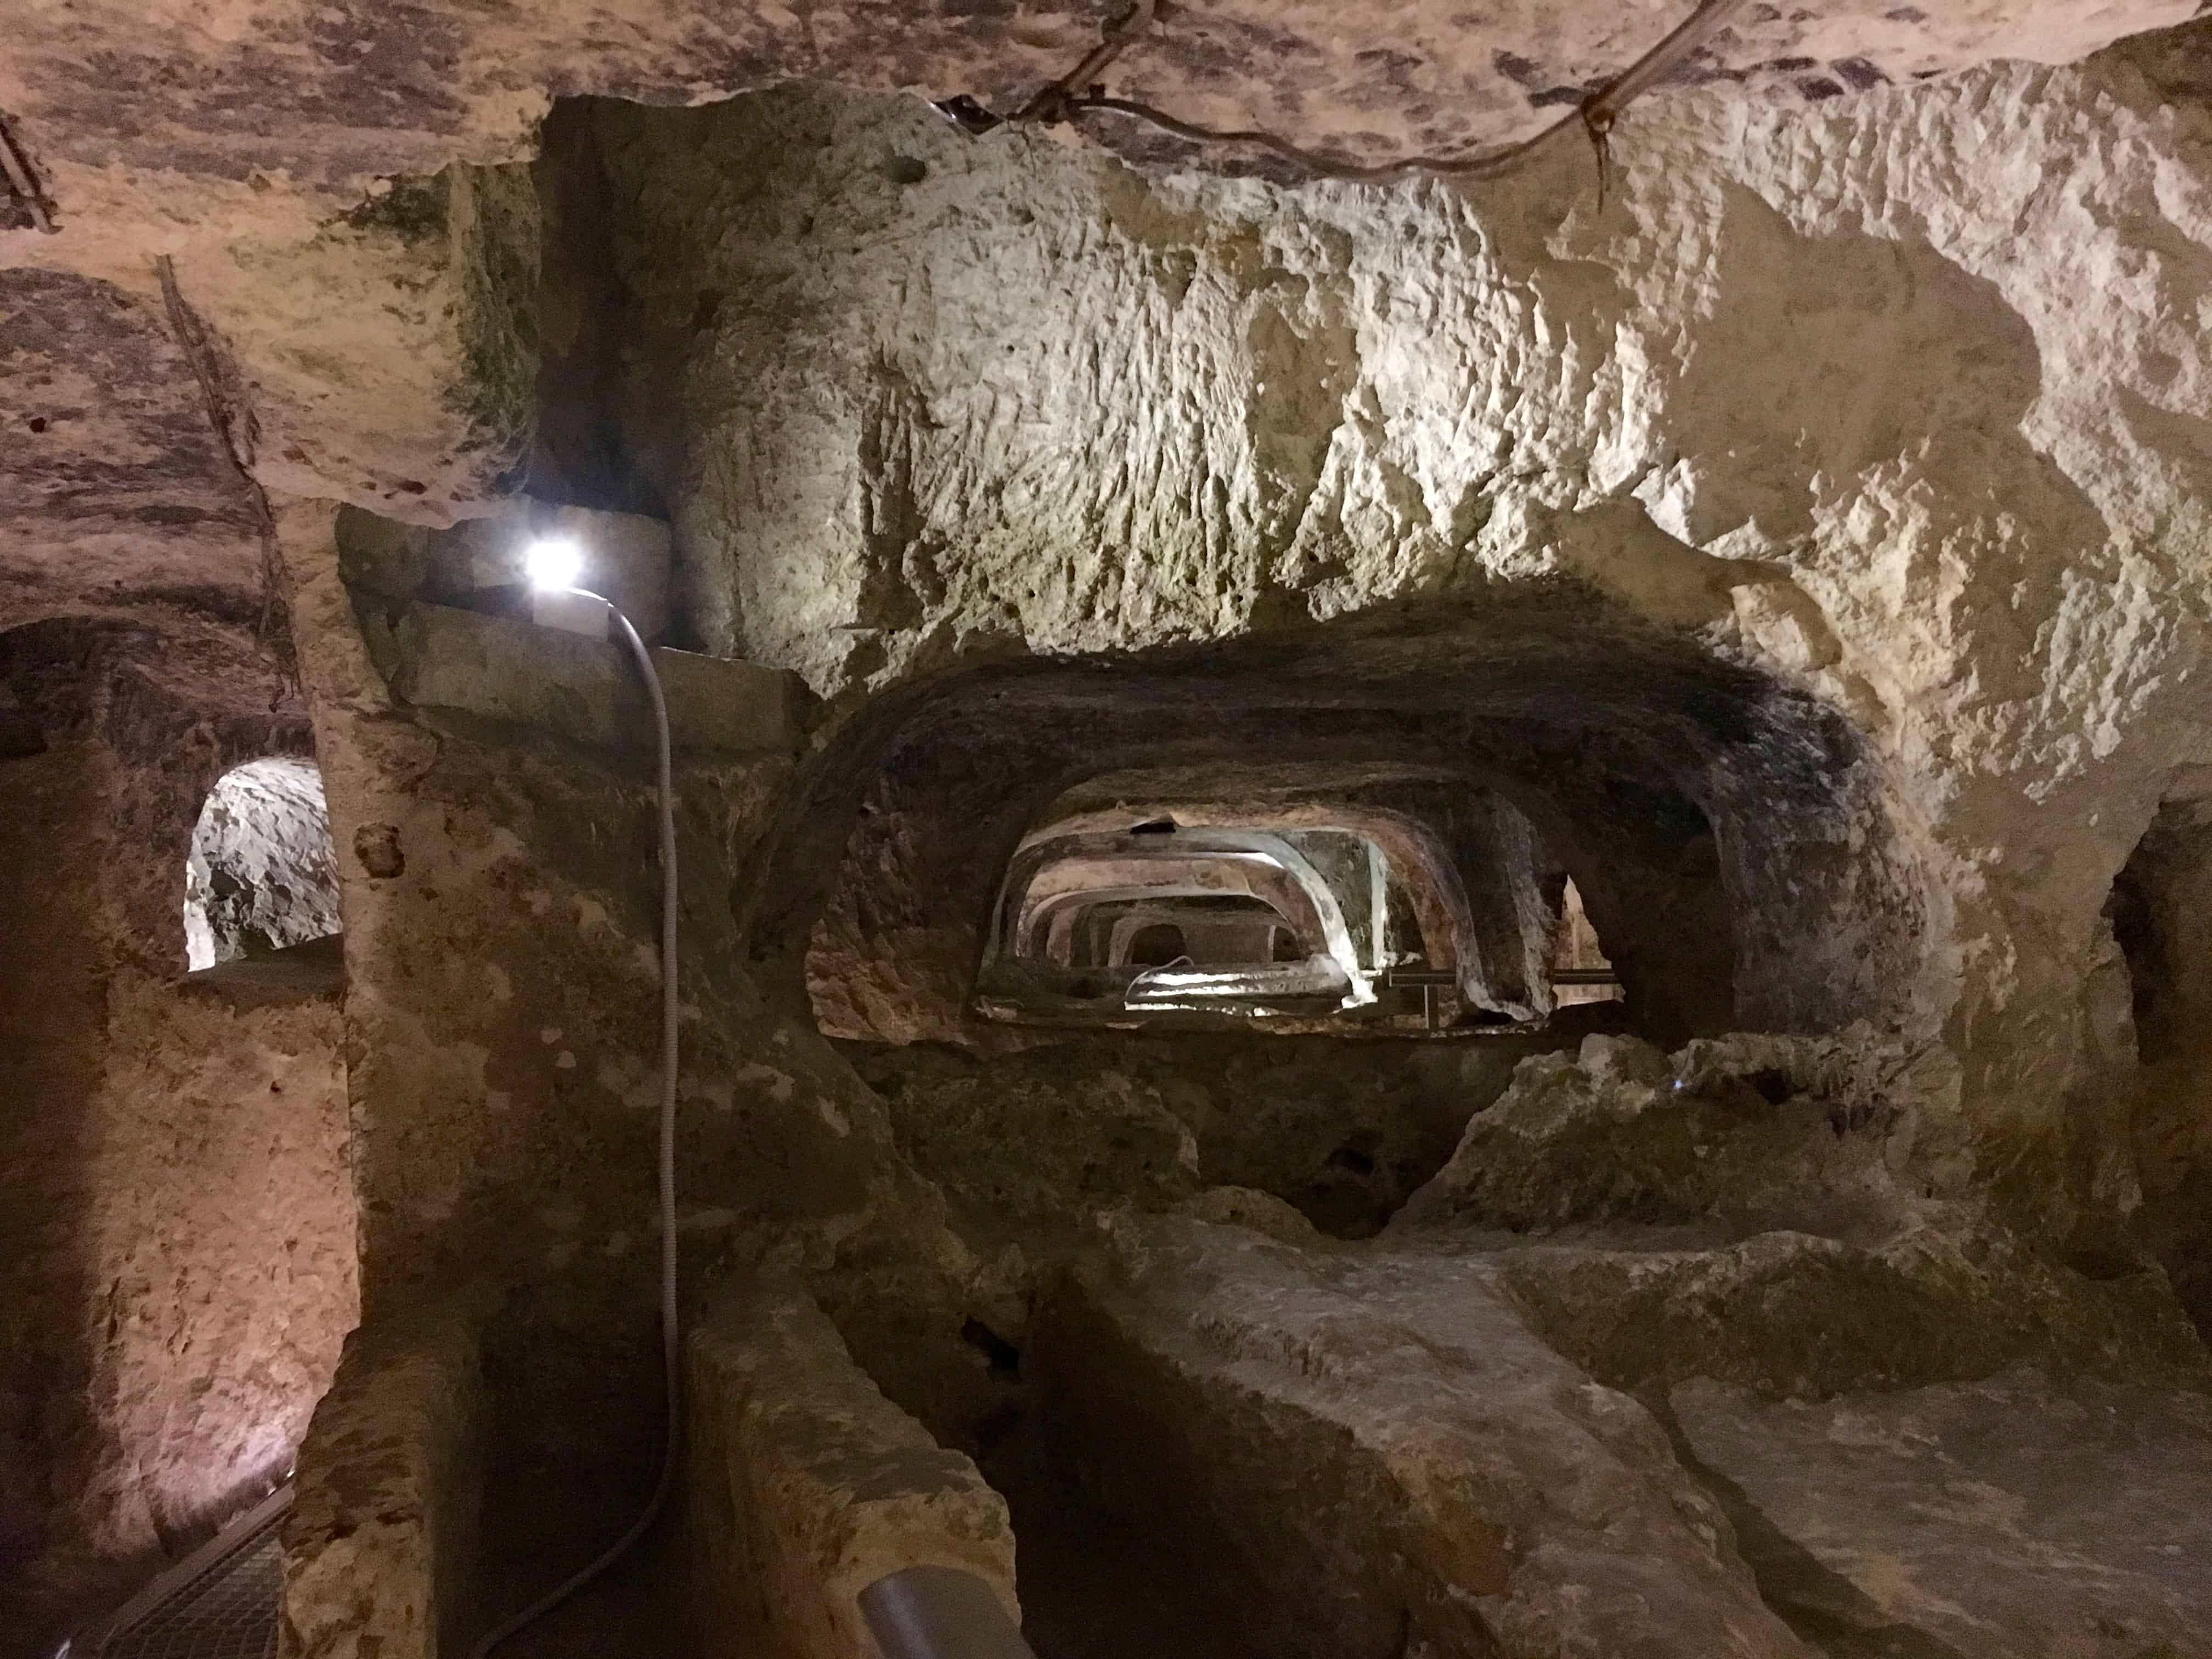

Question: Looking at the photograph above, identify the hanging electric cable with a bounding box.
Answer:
[938,0,1750,191]
[469,538,684,1659]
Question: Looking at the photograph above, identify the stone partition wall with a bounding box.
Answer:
[687,1278,1020,1659]
[0,622,355,1657]
[284,1307,484,1659]
[273,500,1015,1649]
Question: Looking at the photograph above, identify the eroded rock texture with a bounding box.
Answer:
[10,3,2212,1654]
[1035,1214,1815,1659]
[14,0,2184,523]
[580,41,2212,1252]
[183,756,340,969]
[687,1278,1020,1659]
[1674,1372,2212,1658]
[0,623,353,1653]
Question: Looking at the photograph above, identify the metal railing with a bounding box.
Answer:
[67,1482,292,1659]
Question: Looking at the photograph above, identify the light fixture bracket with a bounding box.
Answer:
[531,588,613,638]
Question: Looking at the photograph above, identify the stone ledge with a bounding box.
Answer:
[687,1277,1019,1659]
[178,935,346,1009]
[1673,1369,2212,1657]
[1032,1214,1813,1659]
[284,1306,482,1659]
[370,599,805,757]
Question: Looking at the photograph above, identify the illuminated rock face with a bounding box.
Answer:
[0,0,2201,524]
[184,757,340,969]
[598,47,2212,1228]
[7,7,2212,1655]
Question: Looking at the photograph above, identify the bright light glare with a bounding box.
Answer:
[523,536,585,591]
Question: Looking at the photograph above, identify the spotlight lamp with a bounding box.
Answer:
[523,536,612,637]
[523,535,586,593]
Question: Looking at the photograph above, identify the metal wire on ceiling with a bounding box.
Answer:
[937,0,1751,194]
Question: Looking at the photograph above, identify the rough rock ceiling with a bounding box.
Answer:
[0,0,2199,635]
[3,0,2195,225]
[0,269,265,624]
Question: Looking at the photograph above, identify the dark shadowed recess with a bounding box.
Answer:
[2108,800,2212,1341]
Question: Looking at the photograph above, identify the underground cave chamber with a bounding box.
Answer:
[13,13,2212,1659]
[777,620,1917,1051]
[979,805,1618,1024]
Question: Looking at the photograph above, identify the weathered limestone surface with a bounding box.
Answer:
[0,623,354,1659]
[1390,1029,1961,1237]
[0,269,269,631]
[14,0,2175,524]
[1035,1214,1815,1659]
[11,10,2212,1650]
[596,41,2212,1237]
[1491,1227,2212,1402]
[847,1030,1537,1243]
[1486,1229,2212,1407]
[3,159,540,527]
[1389,1031,2212,1398]
[270,499,1032,1659]
[16,21,2204,1371]
[845,1041,1203,1253]
[687,1278,1019,1659]
[1673,1370,2212,1658]
[373,600,806,758]
[283,1308,481,1659]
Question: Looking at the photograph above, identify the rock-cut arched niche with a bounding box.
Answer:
[183,757,342,970]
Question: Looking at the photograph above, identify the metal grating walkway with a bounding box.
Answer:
[77,1488,286,1659]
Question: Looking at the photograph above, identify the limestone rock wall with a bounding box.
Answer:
[284,1308,482,1659]
[9,8,2212,1644]
[592,36,2212,1229]
[17,0,2186,532]
[0,270,271,633]
[1672,1370,2212,1657]
[2109,798,2212,1333]
[845,1030,1547,1246]
[686,1278,1020,1659]
[3,7,2206,1251]
[0,623,354,1658]
[1034,1214,1815,1659]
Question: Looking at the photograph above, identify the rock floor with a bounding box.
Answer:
[1673,1370,2212,1658]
